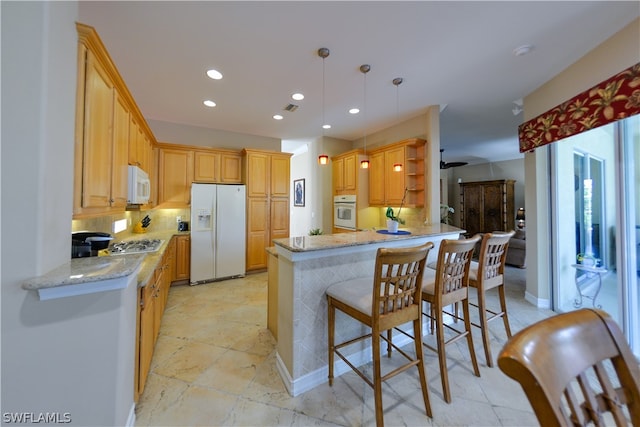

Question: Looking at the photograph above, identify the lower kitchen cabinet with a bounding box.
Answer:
[137,276,156,397]
[136,236,176,398]
[173,235,190,283]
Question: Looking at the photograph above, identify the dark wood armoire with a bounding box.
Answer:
[459,180,515,237]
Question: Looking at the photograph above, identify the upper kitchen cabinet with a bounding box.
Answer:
[157,144,194,208]
[243,149,291,199]
[193,151,220,183]
[129,117,153,173]
[74,23,157,218]
[368,138,426,207]
[193,149,242,184]
[332,150,360,195]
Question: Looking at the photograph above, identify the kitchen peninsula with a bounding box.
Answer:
[271,223,464,396]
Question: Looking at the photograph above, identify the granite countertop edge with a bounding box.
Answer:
[272,224,465,253]
[22,230,190,291]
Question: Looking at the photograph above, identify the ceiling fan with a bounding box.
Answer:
[440,149,468,169]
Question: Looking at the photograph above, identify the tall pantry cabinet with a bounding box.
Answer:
[459,179,515,237]
[243,149,292,271]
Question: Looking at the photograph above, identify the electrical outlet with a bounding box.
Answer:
[176,216,182,223]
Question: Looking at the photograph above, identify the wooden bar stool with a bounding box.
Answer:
[498,308,640,426]
[326,242,434,427]
[468,231,515,367]
[421,235,481,403]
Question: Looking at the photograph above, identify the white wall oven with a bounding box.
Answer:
[334,195,356,230]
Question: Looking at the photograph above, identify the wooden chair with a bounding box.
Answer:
[420,235,482,403]
[468,230,515,367]
[326,242,434,427]
[498,308,640,427]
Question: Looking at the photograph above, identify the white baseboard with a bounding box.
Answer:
[524,290,551,309]
[126,403,136,427]
[276,334,414,397]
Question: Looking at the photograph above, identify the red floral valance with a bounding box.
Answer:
[519,62,640,152]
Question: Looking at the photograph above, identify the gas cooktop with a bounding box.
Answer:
[109,238,164,255]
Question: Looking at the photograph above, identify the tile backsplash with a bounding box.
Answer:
[72,208,190,242]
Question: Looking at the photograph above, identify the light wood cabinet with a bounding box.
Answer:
[271,155,290,197]
[111,92,130,209]
[194,151,220,182]
[74,24,157,218]
[243,149,291,271]
[77,48,115,210]
[159,144,243,207]
[138,273,156,396]
[247,198,269,270]
[368,138,426,207]
[220,153,242,183]
[158,148,194,207]
[332,150,359,194]
[193,151,242,184]
[128,118,153,173]
[246,151,270,197]
[137,236,176,397]
[74,47,132,215]
[174,235,191,282]
[459,180,515,238]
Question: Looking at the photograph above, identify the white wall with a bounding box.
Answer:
[1,3,133,425]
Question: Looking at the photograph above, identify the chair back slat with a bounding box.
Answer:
[498,308,640,427]
[434,236,480,298]
[375,244,433,316]
[478,231,514,282]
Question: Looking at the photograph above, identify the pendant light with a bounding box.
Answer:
[360,64,371,169]
[318,47,330,165]
[392,77,403,172]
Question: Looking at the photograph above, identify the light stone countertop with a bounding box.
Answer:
[272,223,464,252]
[22,230,191,292]
[21,254,146,291]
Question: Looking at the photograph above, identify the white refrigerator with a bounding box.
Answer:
[190,183,246,284]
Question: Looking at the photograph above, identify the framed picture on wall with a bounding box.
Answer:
[293,179,305,207]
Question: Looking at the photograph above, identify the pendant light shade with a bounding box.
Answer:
[393,163,403,172]
[360,64,371,169]
[318,47,330,165]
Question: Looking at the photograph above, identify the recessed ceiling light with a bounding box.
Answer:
[203,100,216,107]
[512,44,534,57]
[206,69,223,80]
[322,124,331,129]
[292,93,304,101]
[349,108,360,114]
[273,114,283,120]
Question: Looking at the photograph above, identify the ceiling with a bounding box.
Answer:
[78,1,639,165]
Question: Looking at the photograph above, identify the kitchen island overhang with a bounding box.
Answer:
[272,224,465,397]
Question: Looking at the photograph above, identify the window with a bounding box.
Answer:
[551,115,639,356]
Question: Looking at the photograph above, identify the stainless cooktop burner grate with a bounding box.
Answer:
[109,238,164,254]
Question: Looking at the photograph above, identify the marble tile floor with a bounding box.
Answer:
[135,266,556,427]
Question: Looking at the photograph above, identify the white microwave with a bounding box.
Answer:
[127,165,150,204]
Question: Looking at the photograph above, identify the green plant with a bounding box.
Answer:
[385,207,405,224]
[308,228,323,236]
[385,188,408,224]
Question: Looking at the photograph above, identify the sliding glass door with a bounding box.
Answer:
[551,115,639,355]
